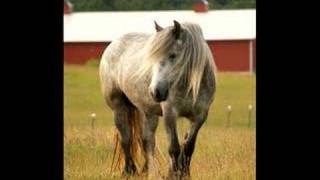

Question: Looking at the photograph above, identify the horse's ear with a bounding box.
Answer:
[172,20,181,39]
[154,21,163,32]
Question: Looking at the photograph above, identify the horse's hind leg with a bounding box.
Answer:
[179,113,208,178]
[141,114,159,176]
[112,95,137,175]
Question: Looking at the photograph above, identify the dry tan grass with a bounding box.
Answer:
[64,125,255,180]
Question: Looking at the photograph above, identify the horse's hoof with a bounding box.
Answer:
[166,170,180,180]
[121,171,132,178]
[142,163,148,174]
[180,173,191,180]
[121,167,136,177]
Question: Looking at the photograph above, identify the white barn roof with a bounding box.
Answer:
[64,9,256,42]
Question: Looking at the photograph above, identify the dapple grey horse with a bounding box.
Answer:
[99,20,216,179]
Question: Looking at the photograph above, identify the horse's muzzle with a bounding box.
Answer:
[151,87,169,102]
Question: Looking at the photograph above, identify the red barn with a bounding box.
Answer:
[194,0,209,13]
[64,9,256,73]
[64,0,73,14]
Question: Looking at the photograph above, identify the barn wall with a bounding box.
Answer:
[64,42,109,64]
[64,40,253,72]
[64,4,72,14]
[207,40,250,72]
[253,39,256,72]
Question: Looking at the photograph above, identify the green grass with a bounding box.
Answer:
[64,65,256,179]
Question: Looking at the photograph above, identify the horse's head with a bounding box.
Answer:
[140,20,213,103]
[149,20,185,102]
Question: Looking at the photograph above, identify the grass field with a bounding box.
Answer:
[64,63,256,179]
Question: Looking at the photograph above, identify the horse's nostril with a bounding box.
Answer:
[155,89,161,99]
[164,89,169,98]
[151,87,169,102]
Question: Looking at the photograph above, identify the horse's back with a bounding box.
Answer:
[100,32,150,66]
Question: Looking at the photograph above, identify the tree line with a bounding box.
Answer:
[68,0,255,12]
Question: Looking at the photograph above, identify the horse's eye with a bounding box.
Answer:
[169,53,176,59]
[160,60,166,66]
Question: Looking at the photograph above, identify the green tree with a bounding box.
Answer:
[68,0,255,12]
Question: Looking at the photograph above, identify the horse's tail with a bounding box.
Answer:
[110,106,145,173]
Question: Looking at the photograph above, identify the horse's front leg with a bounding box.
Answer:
[162,106,180,179]
[141,114,159,176]
[179,113,207,178]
